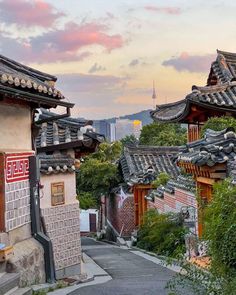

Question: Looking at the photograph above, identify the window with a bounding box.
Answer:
[51,182,65,206]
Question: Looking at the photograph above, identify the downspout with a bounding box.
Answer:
[29,156,56,283]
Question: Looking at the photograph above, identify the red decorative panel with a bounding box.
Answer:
[5,153,33,183]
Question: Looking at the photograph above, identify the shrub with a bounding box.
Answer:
[137,209,186,258]
[167,179,236,295]
[201,116,236,137]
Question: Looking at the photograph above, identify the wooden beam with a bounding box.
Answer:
[197,176,216,185]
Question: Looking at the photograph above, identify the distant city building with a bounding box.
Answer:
[115,119,142,141]
[110,123,116,142]
[93,118,143,142]
[94,120,111,140]
[133,120,142,139]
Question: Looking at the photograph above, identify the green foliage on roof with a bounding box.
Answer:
[139,122,187,146]
[152,172,170,189]
[201,116,236,137]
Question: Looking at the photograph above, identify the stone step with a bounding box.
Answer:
[8,287,32,295]
[0,272,20,295]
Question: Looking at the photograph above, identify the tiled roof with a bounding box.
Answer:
[36,109,104,150]
[148,175,196,200]
[178,128,236,166]
[39,153,76,174]
[207,50,236,85]
[0,54,67,104]
[119,145,180,185]
[151,50,236,123]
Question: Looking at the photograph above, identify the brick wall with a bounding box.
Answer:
[148,188,197,214]
[107,194,135,237]
[41,202,81,272]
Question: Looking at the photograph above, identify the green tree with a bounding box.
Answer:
[204,179,236,279]
[137,209,186,258]
[77,142,122,207]
[79,192,97,209]
[201,116,236,137]
[90,141,122,162]
[139,122,187,146]
[167,179,236,295]
[120,134,138,146]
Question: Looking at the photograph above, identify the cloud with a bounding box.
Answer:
[0,0,64,28]
[55,74,150,119]
[0,21,124,63]
[57,73,128,101]
[88,63,106,74]
[129,59,139,67]
[144,5,181,15]
[162,52,215,73]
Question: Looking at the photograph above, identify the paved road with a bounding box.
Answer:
[70,237,188,295]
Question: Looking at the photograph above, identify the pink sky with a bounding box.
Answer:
[0,0,235,119]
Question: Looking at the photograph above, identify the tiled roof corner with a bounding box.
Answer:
[152,50,236,123]
[36,109,104,150]
[178,128,236,166]
[0,54,65,101]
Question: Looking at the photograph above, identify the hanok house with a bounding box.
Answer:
[177,127,236,237]
[151,50,236,142]
[36,109,103,279]
[105,145,180,238]
[0,54,73,289]
[150,49,236,240]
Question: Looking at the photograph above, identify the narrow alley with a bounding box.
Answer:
[69,238,189,295]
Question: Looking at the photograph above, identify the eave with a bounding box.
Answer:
[0,84,74,109]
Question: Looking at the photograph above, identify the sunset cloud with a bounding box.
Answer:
[0,0,64,27]
[162,52,215,73]
[0,21,124,63]
[144,6,181,15]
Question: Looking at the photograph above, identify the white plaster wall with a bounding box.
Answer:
[80,209,98,232]
[40,173,77,208]
[0,103,32,150]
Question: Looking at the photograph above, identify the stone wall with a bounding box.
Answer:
[41,202,81,279]
[6,238,45,287]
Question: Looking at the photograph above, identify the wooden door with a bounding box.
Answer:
[89,213,97,232]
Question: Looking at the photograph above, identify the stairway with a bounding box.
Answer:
[0,235,32,295]
[0,272,32,295]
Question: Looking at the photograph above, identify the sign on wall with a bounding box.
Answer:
[5,153,32,183]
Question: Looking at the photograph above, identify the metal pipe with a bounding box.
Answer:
[29,156,56,283]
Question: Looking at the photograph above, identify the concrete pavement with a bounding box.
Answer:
[69,237,183,295]
[50,237,192,295]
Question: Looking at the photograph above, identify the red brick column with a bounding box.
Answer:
[0,153,5,232]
